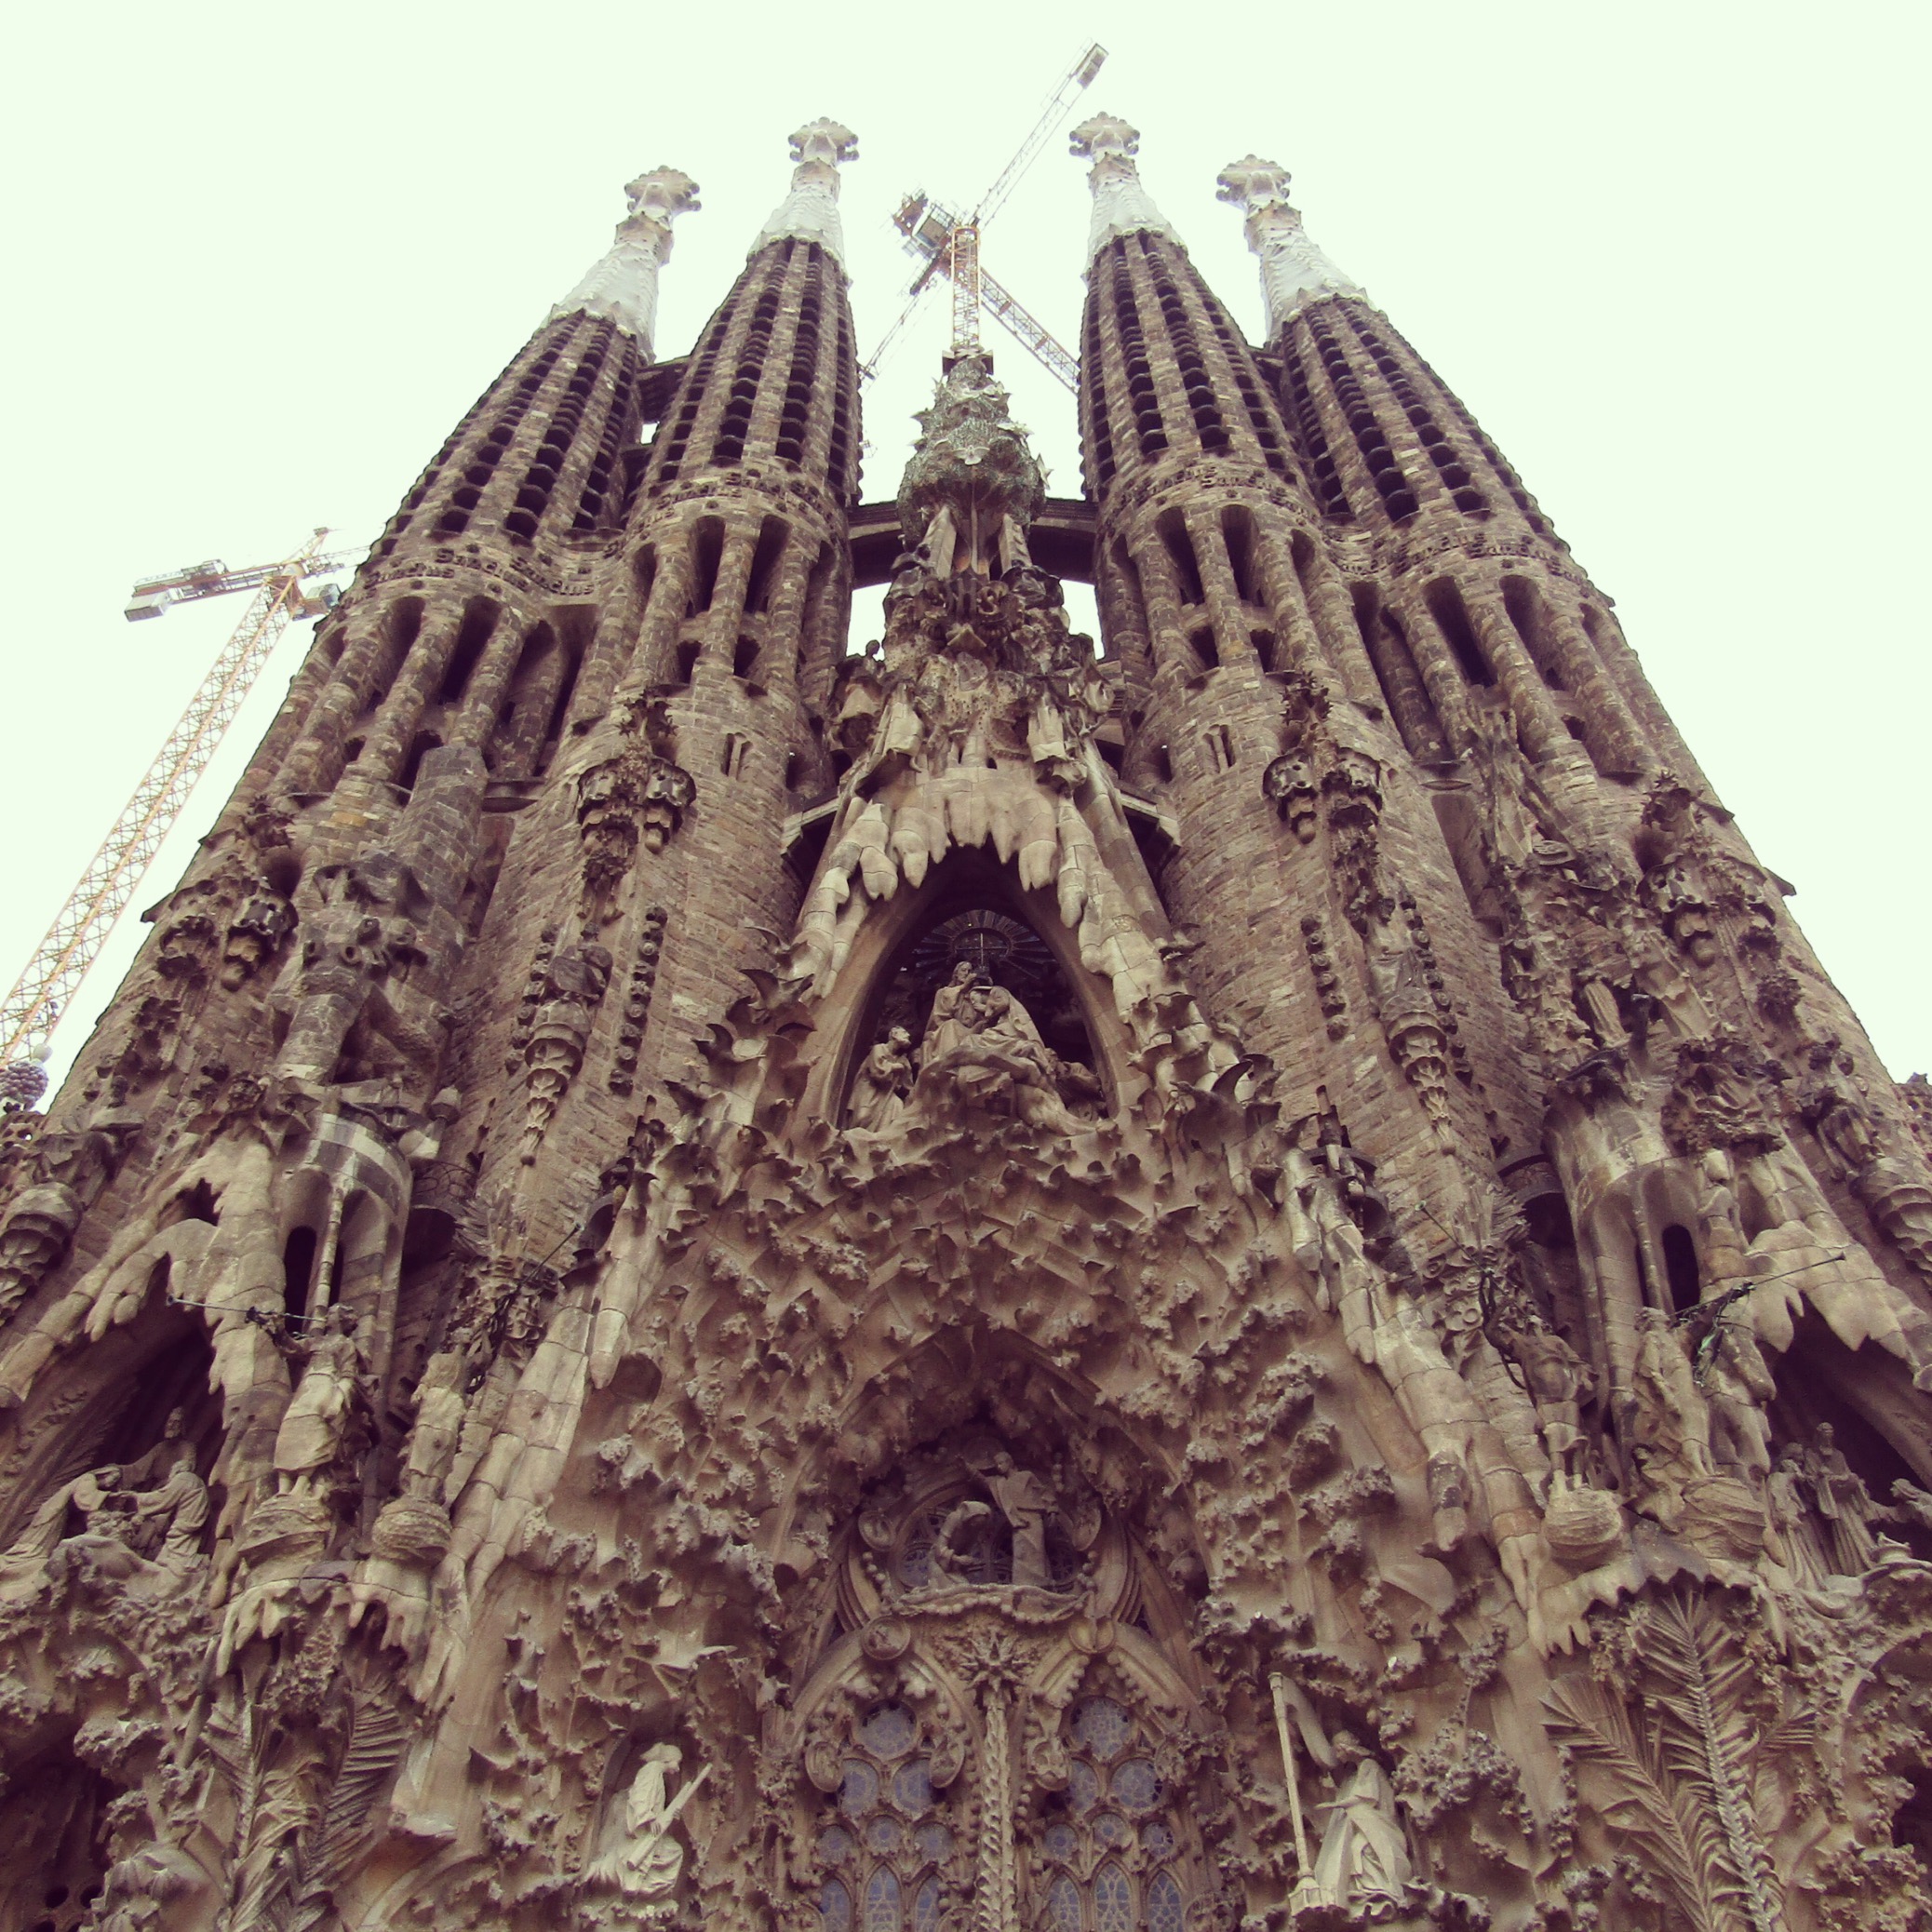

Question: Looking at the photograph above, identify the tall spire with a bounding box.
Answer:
[752,118,859,264]
[548,166,700,353]
[1215,155,1363,337]
[1069,113,1176,257]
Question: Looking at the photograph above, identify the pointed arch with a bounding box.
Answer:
[798,848,1143,1129]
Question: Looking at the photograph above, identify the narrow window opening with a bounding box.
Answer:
[1156,513,1205,605]
[675,639,701,686]
[1661,1224,1701,1312]
[691,517,725,613]
[745,517,789,615]
[1152,743,1174,785]
[282,1227,317,1322]
[1204,725,1236,771]
[1186,625,1219,673]
[1220,507,1258,602]
[398,731,441,793]
[1251,628,1280,674]
[1423,579,1495,687]
[1502,577,1566,691]
[783,751,804,791]
[733,636,759,679]
[436,599,498,705]
[720,733,749,779]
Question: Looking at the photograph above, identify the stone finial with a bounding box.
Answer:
[624,166,702,232]
[753,119,859,264]
[788,118,860,170]
[1068,113,1140,168]
[1069,113,1176,257]
[1215,154,1364,337]
[549,166,701,352]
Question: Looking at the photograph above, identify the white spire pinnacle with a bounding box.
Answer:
[1215,156,1364,335]
[752,119,859,265]
[1069,114,1177,258]
[549,167,700,354]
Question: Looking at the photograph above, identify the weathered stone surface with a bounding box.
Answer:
[0,117,1925,1932]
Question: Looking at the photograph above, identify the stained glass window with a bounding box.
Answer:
[892,1760,933,1814]
[912,1879,942,1932]
[863,1865,902,1932]
[862,1706,918,1757]
[839,1760,879,1818]
[1047,1874,1084,1931]
[1027,1687,1193,1932]
[1145,1870,1184,1932]
[1072,1698,1134,1760]
[817,1693,951,1932]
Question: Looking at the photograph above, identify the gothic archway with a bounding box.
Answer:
[803,849,1136,1132]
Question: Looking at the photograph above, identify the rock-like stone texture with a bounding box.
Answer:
[0,117,1927,1932]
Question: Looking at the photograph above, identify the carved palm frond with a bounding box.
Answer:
[1543,1674,1751,1932]
[287,1687,412,1932]
[1638,1593,1785,1932]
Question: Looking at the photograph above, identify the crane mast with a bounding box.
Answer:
[0,530,351,1067]
[860,41,1106,387]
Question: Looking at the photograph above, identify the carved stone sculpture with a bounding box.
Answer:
[584,1743,707,1925]
[5,117,1932,1932]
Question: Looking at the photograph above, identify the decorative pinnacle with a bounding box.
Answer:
[789,118,860,171]
[1069,113,1175,257]
[1215,154,1363,336]
[548,166,699,351]
[754,119,859,264]
[1068,113,1140,168]
[624,167,702,235]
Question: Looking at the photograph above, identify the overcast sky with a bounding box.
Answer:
[3,0,1925,1093]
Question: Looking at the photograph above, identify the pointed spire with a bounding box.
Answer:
[1215,156,1364,336]
[1069,114,1177,258]
[549,167,700,353]
[752,119,859,264]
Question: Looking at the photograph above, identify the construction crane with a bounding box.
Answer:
[861,41,1106,391]
[0,530,356,1069]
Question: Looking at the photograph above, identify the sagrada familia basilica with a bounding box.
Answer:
[2,106,1930,1932]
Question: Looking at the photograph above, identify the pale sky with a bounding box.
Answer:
[4,0,1925,1092]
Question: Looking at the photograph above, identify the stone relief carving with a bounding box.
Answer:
[577,696,694,932]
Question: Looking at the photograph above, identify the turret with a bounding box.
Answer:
[620,122,861,739]
[1071,117,1388,758]
[1219,157,1670,786]
[257,168,701,809]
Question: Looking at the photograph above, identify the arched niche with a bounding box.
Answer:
[0,1310,218,1549]
[1767,1311,1932,1492]
[773,1328,1204,1670]
[798,848,1144,1130]
[776,1337,1217,1932]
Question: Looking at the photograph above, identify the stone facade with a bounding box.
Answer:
[0,112,1928,1932]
